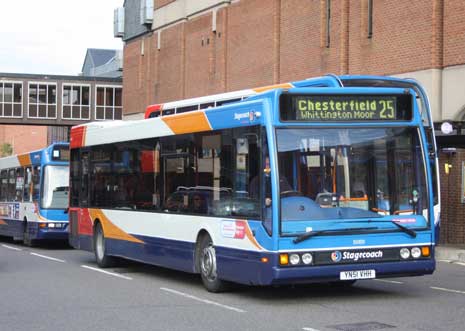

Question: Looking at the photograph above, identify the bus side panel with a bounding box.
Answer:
[0,202,24,240]
[0,218,24,240]
[105,235,196,274]
[69,208,94,251]
[216,246,275,285]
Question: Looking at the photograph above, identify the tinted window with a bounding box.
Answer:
[70,126,264,220]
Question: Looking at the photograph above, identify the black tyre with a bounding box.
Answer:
[330,280,357,288]
[23,220,35,247]
[93,222,117,268]
[198,234,227,293]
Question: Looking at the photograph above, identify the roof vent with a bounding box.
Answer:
[140,0,154,25]
[114,7,125,38]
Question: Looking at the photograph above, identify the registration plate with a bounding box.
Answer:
[340,269,376,280]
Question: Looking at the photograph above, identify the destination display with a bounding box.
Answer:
[280,94,412,121]
[52,146,70,161]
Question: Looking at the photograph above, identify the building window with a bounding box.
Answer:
[62,84,91,120]
[95,85,122,120]
[0,81,22,118]
[368,0,373,38]
[28,82,57,118]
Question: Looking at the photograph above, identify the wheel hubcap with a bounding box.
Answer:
[201,245,217,281]
[96,229,104,260]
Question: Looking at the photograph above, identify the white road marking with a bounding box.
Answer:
[1,244,22,251]
[303,328,321,331]
[30,252,66,263]
[160,287,246,313]
[438,260,465,267]
[431,286,465,295]
[81,265,133,280]
[374,279,404,284]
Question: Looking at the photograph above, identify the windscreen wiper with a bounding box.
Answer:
[389,220,417,238]
[340,219,417,238]
[293,226,378,244]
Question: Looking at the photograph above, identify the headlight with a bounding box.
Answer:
[400,248,410,259]
[289,254,300,265]
[302,253,313,265]
[411,247,421,259]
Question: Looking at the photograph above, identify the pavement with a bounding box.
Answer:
[436,245,465,263]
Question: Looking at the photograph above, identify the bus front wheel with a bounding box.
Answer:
[23,219,35,247]
[93,222,116,268]
[198,234,227,293]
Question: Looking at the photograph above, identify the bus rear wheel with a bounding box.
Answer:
[93,222,116,268]
[23,219,35,247]
[198,234,227,293]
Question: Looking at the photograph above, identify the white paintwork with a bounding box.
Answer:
[101,209,263,252]
[83,117,174,147]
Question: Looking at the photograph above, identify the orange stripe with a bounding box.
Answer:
[253,83,293,93]
[0,219,7,225]
[162,112,211,134]
[89,209,144,244]
[245,221,263,251]
[18,154,31,166]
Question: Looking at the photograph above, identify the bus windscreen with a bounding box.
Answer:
[280,93,412,122]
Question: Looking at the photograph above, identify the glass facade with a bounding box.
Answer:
[0,81,22,117]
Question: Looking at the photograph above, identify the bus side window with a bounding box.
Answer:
[0,170,7,201]
[15,167,24,202]
[32,166,41,202]
[7,169,16,201]
[24,167,32,202]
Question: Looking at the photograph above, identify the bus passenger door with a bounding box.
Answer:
[80,152,90,207]
[70,151,90,248]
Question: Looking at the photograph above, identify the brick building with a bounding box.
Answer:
[117,0,465,244]
[0,47,123,154]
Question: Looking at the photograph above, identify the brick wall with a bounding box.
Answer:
[123,0,465,244]
[155,0,176,10]
[125,0,465,110]
[0,125,48,155]
[439,149,465,244]
[443,1,465,67]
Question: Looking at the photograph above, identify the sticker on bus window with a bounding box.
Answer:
[221,220,246,239]
[394,218,416,224]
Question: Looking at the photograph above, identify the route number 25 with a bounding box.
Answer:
[379,100,395,119]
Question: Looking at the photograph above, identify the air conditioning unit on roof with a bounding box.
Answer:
[114,7,125,38]
[140,0,154,25]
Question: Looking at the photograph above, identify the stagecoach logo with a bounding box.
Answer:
[331,251,342,262]
[234,112,255,122]
[331,250,384,263]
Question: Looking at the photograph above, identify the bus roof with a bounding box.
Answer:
[71,74,427,149]
[0,142,69,170]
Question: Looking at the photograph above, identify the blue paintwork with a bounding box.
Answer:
[0,143,69,241]
[40,209,68,222]
[78,233,196,273]
[32,143,70,241]
[76,231,434,286]
[74,75,437,286]
[205,99,265,129]
[0,218,24,239]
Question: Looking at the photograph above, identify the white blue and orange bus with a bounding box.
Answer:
[0,143,70,246]
[69,75,437,292]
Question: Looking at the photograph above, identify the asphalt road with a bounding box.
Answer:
[1,237,464,331]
